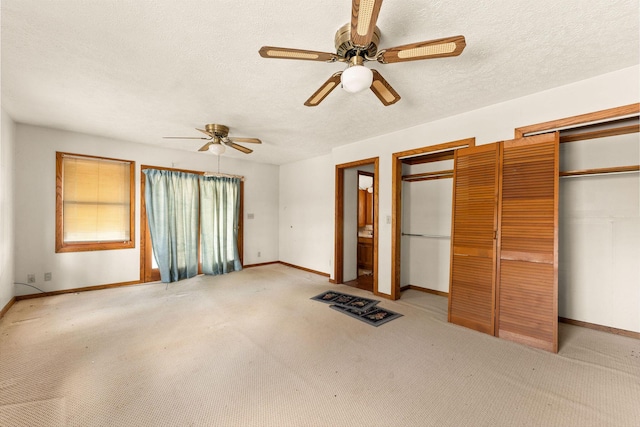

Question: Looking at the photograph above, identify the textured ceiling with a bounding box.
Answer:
[2,0,638,165]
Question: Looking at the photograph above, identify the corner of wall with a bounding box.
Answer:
[0,109,17,311]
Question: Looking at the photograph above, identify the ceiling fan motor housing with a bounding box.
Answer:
[334,23,380,60]
[204,123,229,138]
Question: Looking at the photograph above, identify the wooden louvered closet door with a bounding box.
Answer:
[448,144,500,335]
[497,133,559,352]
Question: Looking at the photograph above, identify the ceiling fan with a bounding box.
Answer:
[259,0,466,106]
[163,124,261,155]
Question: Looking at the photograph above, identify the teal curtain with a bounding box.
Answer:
[199,176,242,275]
[143,169,200,283]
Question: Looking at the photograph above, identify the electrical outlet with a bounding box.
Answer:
[44,272,52,281]
[257,251,261,257]
[27,274,35,284]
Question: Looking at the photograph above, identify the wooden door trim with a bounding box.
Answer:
[494,142,504,336]
[552,133,560,352]
[514,103,640,138]
[335,158,379,295]
[392,138,475,300]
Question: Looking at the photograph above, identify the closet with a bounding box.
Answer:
[400,151,455,295]
[555,117,639,335]
[391,138,475,300]
[449,105,640,351]
[449,133,558,352]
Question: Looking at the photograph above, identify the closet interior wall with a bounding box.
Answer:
[556,118,639,334]
[400,158,454,295]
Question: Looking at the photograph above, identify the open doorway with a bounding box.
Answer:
[334,158,378,295]
[343,171,374,291]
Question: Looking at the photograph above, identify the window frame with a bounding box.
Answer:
[56,151,135,253]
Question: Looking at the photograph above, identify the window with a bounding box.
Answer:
[56,152,135,252]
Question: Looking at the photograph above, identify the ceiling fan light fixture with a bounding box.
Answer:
[209,143,226,155]
[341,63,373,93]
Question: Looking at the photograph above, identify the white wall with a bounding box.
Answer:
[280,65,639,332]
[358,174,372,190]
[278,156,375,279]
[13,124,279,296]
[1,109,16,310]
[278,154,333,275]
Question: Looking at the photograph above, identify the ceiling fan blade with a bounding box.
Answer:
[378,35,466,63]
[350,0,383,48]
[163,136,209,140]
[370,69,400,106]
[228,137,262,144]
[259,46,339,62]
[196,128,215,137]
[198,141,213,152]
[224,140,253,154]
[304,72,342,107]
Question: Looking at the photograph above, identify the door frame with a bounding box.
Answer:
[334,158,379,294]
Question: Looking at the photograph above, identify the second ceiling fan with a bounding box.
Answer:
[259,0,466,106]
[164,124,261,155]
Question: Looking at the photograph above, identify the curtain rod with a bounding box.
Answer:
[203,172,245,181]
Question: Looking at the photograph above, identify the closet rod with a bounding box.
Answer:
[560,165,639,178]
[402,233,451,239]
[403,169,453,182]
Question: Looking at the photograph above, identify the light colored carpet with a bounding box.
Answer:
[1,264,639,426]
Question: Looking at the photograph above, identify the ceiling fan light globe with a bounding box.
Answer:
[341,65,373,93]
[209,144,226,155]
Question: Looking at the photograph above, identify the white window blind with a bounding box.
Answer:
[62,155,131,243]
